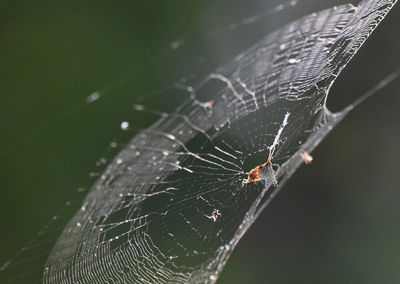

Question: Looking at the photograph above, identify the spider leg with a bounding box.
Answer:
[267,145,275,163]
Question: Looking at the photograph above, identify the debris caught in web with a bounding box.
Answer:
[120,121,130,131]
[300,151,313,164]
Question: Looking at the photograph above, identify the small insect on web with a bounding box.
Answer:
[208,209,222,222]
[243,112,290,186]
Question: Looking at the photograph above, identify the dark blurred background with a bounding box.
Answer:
[0,0,400,283]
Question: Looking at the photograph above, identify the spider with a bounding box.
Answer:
[243,146,278,186]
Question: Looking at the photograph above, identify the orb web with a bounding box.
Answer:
[1,0,397,283]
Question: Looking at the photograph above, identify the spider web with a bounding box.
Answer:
[1,0,398,283]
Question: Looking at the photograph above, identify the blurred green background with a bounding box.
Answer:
[0,0,400,283]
